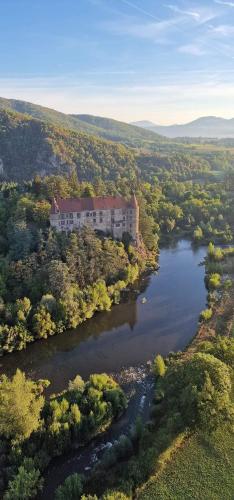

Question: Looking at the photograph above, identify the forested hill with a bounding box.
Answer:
[0,96,165,148]
[71,113,165,145]
[0,108,137,181]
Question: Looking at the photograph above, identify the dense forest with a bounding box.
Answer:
[0,162,233,355]
[0,97,165,149]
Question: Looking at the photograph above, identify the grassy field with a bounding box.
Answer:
[138,423,234,500]
[138,372,234,500]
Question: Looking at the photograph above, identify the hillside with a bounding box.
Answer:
[0,97,165,148]
[132,116,234,139]
[73,114,165,145]
[0,108,137,181]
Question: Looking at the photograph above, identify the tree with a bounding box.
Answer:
[153,354,166,377]
[0,369,44,441]
[33,305,56,339]
[47,260,71,300]
[162,353,233,431]
[193,226,203,241]
[68,375,85,393]
[55,474,84,500]
[4,461,43,500]
[199,337,234,368]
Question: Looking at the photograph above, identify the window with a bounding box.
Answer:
[61,213,65,219]
[77,213,81,218]
[111,209,115,215]
[100,217,103,223]
[130,223,132,228]
[93,218,96,224]
[69,220,73,224]
[69,213,73,218]
[99,211,103,216]
[123,223,125,227]
[111,217,115,223]
[93,211,96,216]
[86,212,90,217]
[123,216,126,220]
[61,221,65,226]
[116,223,120,227]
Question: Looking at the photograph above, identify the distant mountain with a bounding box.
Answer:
[131,116,234,138]
[0,97,166,148]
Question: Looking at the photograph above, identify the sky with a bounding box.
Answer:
[0,0,234,124]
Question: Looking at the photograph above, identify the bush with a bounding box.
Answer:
[208,273,221,289]
[153,355,166,378]
[200,308,213,321]
[102,491,130,500]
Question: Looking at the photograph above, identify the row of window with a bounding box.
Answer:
[58,220,132,228]
[59,209,134,219]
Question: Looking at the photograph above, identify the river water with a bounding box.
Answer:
[0,240,207,394]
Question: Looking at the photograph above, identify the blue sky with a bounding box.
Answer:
[0,0,234,123]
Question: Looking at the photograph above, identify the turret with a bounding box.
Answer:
[130,194,140,246]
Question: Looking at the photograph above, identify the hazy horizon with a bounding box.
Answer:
[1,0,234,124]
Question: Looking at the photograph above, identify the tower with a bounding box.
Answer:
[131,194,140,246]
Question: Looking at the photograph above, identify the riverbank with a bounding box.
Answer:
[0,240,207,394]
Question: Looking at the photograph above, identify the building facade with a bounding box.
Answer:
[50,195,139,243]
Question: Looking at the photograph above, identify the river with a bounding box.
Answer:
[0,240,207,394]
[0,240,208,498]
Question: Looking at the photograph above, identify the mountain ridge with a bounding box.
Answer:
[0,96,166,148]
[131,116,234,138]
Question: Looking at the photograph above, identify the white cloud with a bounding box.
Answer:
[214,0,234,7]
[178,44,206,55]
[210,24,234,36]
[165,4,201,20]
[166,4,217,24]
[104,17,183,42]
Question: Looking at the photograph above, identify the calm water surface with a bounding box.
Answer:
[0,240,207,393]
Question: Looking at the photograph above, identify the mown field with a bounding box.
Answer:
[139,373,234,500]
[139,423,234,500]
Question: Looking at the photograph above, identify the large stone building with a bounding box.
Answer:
[50,195,139,243]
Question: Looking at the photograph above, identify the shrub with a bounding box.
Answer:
[208,273,221,289]
[153,355,166,378]
[200,308,213,321]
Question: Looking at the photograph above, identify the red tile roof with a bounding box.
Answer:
[51,196,137,214]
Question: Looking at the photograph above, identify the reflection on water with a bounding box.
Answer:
[0,240,207,394]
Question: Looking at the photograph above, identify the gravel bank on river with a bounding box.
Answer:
[40,365,154,499]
